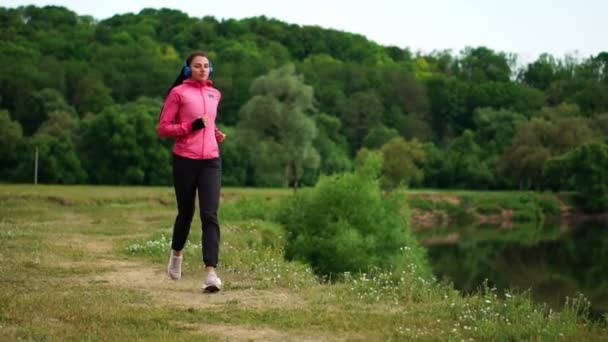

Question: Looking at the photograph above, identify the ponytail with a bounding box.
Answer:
[166,66,188,96]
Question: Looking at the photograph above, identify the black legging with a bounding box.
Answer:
[171,154,222,267]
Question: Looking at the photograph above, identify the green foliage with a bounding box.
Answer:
[278,158,430,279]
[499,117,596,190]
[24,133,87,184]
[81,97,171,185]
[312,113,352,176]
[216,126,248,186]
[2,184,606,340]
[220,196,281,222]
[520,53,561,90]
[36,110,79,137]
[473,107,526,155]
[468,81,546,118]
[339,91,384,154]
[362,125,399,149]
[545,143,608,212]
[237,64,319,188]
[0,110,23,179]
[71,73,114,114]
[457,46,512,83]
[0,5,607,189]
[380,137,426,188]
[426,75,469,138]
[537,195,562,215]
[441,130,494,189]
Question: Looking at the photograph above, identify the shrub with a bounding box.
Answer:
[278,155,431,279]
[538,195,561,215]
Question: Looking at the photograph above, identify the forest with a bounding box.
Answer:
[1,5,607,211]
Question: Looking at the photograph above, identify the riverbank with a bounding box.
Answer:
[408,190,607,231]
[1,184,607,340]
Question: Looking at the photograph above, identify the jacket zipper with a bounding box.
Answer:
[201,86,207,158]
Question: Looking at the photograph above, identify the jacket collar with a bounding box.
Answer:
[184,79,214,87]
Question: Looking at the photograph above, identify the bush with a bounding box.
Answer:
[278,155,431,279]
[538,195,561,215]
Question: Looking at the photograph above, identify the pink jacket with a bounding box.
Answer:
[157,79,223,160]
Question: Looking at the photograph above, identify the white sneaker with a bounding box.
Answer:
[167,251,183,280]
[203,272,222,293]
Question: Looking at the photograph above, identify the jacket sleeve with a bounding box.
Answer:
[157,90,192,138]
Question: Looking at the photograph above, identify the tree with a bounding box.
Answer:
[592,113,608,142]
[81,97,171,185]
[22,88,75,135]
[36,110,79,137]
[468,81,545,119]
[19,132,87,184]
[573,81,608,114]
[457,46,513,83]
[473,107,526,156]
[212,39,275,125]
[72,72,114,115]
[443,130,494,189]
[312,113,351,176]
[545,143,608,212]
[576,52,608,85]
[396,113,435,142]
[520,53,560,90]
[298,53,346,117]
[216,126,248,186]
[425,75,469,138]
[420,142,446,188]
[378,66,429,119]
[380,137,426,188]
[362,125,399,149]
[0,110,23,180]
[535,103,583,121]
[237,64,319,189]
[498,117,596,189]
[338,91,383,155]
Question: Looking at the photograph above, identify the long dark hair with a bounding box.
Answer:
[166,51,209,95]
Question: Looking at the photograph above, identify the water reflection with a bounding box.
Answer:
[418,218,608,318]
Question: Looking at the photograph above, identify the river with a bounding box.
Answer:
[417,216,608,318]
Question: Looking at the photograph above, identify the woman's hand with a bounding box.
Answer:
[191,118,205,131]
[215,129,226,143]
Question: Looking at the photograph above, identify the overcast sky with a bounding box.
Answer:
[4,0,606,64]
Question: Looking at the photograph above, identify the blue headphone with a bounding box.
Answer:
[183,58,213,78]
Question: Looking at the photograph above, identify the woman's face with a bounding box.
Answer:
[189,56,211,81]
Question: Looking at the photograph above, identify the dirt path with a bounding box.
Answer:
[53,234,341,341]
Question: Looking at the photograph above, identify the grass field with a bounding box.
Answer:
[1,184,606,340]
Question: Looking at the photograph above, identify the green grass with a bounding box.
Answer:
[1,184,606,341]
